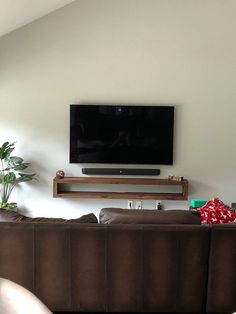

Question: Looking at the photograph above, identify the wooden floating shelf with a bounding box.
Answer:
[53,177,188,201]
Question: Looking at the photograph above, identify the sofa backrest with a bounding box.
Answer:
[207,224,236,313]
[99,207,202,224]
[0,222,209,313]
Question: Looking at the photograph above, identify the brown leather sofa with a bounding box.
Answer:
[0,208,235,314]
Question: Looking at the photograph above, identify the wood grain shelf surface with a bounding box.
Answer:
[53,177,188,200]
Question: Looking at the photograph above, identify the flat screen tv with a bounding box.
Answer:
[70,104,174,165]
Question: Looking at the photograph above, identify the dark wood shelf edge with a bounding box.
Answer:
[53,176,188,201]
[54,176,188,185]
[54,191,187,200]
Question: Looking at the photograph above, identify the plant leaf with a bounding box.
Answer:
[0,142,15,160]
[16,173,36,183]
[0,202,17,209]
[7,156,30,171]
[3,172,16,184]
[0,141,36,205]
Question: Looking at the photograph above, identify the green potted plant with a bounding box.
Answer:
[0,141,36,209]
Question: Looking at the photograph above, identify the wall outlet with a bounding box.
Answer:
[136,201,142,209]
[127,200,134,209]
[156,201,162,210]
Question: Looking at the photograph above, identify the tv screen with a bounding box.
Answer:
[70,104,174,165]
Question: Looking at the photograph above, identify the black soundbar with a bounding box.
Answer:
[82,168,160,176]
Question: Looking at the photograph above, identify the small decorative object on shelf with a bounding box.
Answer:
[56,170,65,179]
[168,175,183,182]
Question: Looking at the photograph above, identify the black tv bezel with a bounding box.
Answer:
[69,104,175,165]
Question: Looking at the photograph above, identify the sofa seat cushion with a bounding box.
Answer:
[0,209,98,223]
[99,208,201,224]
[0,209,25,222]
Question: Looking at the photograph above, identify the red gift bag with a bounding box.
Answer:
[196,197,236,224]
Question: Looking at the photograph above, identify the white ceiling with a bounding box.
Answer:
[0,0,76,38]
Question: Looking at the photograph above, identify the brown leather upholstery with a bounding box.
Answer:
[207,224,236,313]
[0,209,98,223]
[0,221,212,313]
[99,207,202,224]
[0,209,25,221]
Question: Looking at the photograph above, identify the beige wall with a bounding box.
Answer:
[0,0,236,218]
